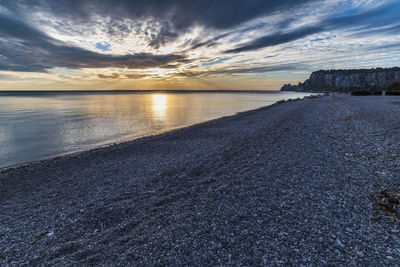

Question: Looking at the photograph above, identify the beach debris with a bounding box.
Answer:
[371,211,381,221]
[31,231,50,244]
[367,188,400,233]
[375,189,399,213]
[368,221,375,229]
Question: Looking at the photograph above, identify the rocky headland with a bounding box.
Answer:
[281,67,400,92]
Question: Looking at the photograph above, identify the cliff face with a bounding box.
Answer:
[281,67,400,92]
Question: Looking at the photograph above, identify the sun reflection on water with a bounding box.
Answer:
[151,94,167,120]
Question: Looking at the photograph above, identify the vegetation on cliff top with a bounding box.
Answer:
[351,90,382,96]
[387,81,400,95]
[387,81,400,91]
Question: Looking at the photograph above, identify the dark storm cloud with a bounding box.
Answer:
[189,33,231,50]
[97,73,120,79]
[147,22,179,49]
[225,26,322,53]
[175,64,301,77]
[123,73,149,79]
[1,0,316,49]
[97,73,150,79]
[1,0,399,75]
[0,14,186,72]
[225,1,400,53]
[2,0,315,28]
[341,3,400,38]
[0,0,317,72]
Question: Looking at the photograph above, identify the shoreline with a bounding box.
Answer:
[0,93,321,172]
[2,93,399,265]
[0,125,186,173]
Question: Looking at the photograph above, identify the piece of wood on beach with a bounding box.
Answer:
[31,231,50,245]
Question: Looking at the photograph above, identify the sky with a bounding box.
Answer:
[0,0,400,91]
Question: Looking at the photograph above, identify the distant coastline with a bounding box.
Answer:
[281,67,400,92]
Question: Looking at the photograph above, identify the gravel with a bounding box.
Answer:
[1,93,400,266]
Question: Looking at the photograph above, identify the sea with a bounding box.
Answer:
[0,91,315,169]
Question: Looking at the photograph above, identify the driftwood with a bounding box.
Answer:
[31,231,49,244]
[368,188,400,233]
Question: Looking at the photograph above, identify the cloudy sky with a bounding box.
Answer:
[0,0,399,90]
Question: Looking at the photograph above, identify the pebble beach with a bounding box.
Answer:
[1,93,400,265]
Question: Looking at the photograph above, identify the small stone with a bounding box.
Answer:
[336,239,345,247]
[356,251,364,257]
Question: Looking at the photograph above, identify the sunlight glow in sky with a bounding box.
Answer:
[0,0,399,90]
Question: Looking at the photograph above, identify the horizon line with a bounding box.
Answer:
[0,89,281,94]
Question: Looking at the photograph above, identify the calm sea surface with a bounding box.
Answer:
[0,91,314,168]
